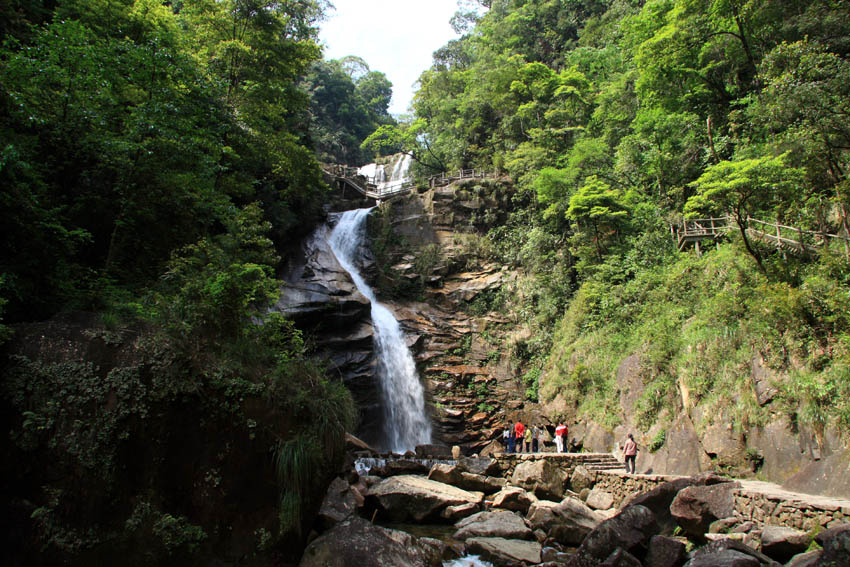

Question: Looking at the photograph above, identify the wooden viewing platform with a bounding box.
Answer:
[674,215,850,257]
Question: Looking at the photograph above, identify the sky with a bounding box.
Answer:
[319,0,462,116]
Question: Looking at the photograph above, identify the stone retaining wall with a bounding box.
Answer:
[733,489,850,532]
[491,453,850,534]
[493,452,616,478]
[592,471,674,506]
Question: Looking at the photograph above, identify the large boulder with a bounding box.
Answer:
[817,524,850,567]
[577,505,658,562]
[623,473,727,535]
[759,526,810,563]
[644,535,687,567]
[570,465,596,493]
[457,472,507,494]
[441,502,480,522]
[317,477,358,530]
[527,497,604,546]
[683,539,778,567]
[428,463,463,485]
[367,475,484,522]
[458,455,501,476]
[670,482,737,539]
[512,459,567,501]
[682,549,761,567]
[298,516,444,567]
[492,486,537,514]
[454,510,534,541]
[465,537,542,565]
[600,548,644,567]
[586,488,615,511]
[785,551,820,567]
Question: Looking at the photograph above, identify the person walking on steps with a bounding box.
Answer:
[624,433,638,474]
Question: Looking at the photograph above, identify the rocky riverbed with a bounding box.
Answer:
[299,440,850,567]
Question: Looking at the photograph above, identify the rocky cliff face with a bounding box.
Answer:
[285,177,849,499]
[542,343,850,499]
[276,178,531,453]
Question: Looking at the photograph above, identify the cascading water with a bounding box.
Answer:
[388,153,412,182]
[357,154,412,193]
[328,208,431,453]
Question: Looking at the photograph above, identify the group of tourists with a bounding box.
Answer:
[501,420,570,453]
[499,420,640,474]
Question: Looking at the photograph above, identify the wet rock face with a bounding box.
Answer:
[273,222,383,444]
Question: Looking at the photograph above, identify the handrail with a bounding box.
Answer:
[674,213,849,257]
[428,168,496,187]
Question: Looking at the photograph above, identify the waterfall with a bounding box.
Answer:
[357,154,412,193]
[388,153,412,182]
[328,208,432,453]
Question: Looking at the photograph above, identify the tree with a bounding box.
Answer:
[685,153,804,271]
[567,175,631,261]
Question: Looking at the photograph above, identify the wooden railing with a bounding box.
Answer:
[321,164,414,200]
[428,169,495,188]
[746,218,849,256]
[674,217,733,251]
[674,215,850,257]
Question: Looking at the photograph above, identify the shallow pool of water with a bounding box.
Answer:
[443,556,493,567]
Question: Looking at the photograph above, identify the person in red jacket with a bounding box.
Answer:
[514,420,525,452]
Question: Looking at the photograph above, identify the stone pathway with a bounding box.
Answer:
[736,480,850,513]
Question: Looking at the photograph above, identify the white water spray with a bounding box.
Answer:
[357,154,413,194]
[328,208,431,453]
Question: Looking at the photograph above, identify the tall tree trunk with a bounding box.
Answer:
[735,210,765,273]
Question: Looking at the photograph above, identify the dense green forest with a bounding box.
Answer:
[0,1,381,564]
[3,0,850,563]
[369,0,850,439]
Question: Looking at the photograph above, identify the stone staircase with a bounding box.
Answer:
[576,453,623,472]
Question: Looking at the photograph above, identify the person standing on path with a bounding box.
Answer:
[555,423,566,453]
[531,425,540,453]
[524,425,532,453]
[502,425,510,452]
[508,425,515,453]
[514,420,525,453]
[624,433,638,474]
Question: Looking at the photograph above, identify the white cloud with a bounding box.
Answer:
[319,0,461,115]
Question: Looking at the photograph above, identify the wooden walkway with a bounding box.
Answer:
[674,216,850,257]
[428,168,496,188]
[323,163,500,200]
[322,164,414,201]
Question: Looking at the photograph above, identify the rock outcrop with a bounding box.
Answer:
[366,475,484,522]
[299,517,445,567]
[453,510,534,540]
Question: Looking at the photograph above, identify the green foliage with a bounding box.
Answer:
[522,367,542,402]
[648,429,666,453]
[302,57,395,164]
